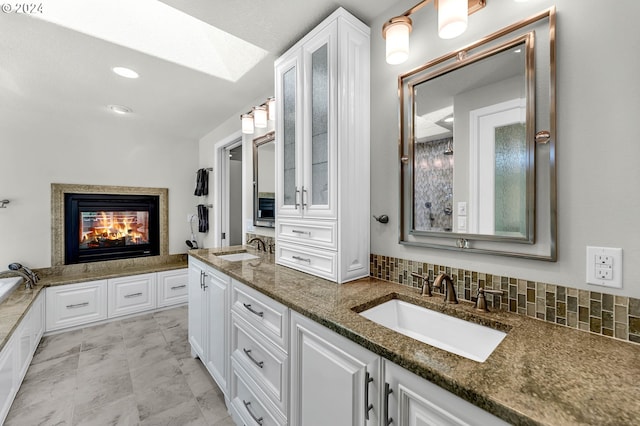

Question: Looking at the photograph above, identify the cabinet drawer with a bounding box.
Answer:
[229,359,286,426]
[277,219,337,249]
[276,242,337,281]
[46,280,108,331]
[231,280,288,350]
[157,269,188,307]
[231,313,288,413]
[108,273,156,318]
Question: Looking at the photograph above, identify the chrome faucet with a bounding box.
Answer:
[432,273,458,304]
[247,237,267,252]
[410,273,433,297]
[0,270,35,289]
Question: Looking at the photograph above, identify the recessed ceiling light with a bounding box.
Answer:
[444,116,454,123]
[108,104,132,114]
[112,66,139,79]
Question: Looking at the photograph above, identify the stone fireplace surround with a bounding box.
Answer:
[51,183,169,267]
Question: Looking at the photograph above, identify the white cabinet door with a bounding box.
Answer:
[108,273,156,318]
[205,267,230,396]
[46,280,108,331]
[384,361,509,426]
[290,311,381,426]
[16,293,44,381]
[157,269,188,307]
[0,333,16,425]
[188,259,207,359]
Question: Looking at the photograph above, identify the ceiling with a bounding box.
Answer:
[0,0,398,141]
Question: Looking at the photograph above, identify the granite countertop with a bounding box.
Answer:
[0,257,188,352]
[191,247,640,426]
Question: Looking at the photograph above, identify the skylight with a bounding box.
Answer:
[33,0,269,82]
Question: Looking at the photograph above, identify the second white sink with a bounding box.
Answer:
[360,299,506,362]
[216,252,260,261]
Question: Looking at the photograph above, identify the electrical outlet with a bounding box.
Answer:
[586,246,622,288]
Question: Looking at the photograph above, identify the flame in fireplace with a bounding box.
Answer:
[80,211,149,249]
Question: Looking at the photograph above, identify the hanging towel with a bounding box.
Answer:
[197,204,209,233]
[194,168,209,196]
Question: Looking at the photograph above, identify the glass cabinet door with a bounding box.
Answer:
[303,21,336,219]
[282,65,297,208]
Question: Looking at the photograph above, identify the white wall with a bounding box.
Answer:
[0,105,197,269]
[371,0,640,297]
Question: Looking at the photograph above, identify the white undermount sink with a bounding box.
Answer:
[0,277,22,305]
[216,252,260,261]
[359,299,506,362]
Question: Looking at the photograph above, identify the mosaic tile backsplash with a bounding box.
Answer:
[370,253,640,345]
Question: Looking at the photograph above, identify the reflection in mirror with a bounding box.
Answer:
[253,131,276,228]
[399,8,556,260]
[412,38,530,238]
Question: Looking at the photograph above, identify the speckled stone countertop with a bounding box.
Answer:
[191,247,640,426]
[0,255,187,352]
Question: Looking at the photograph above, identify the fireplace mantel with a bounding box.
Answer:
[51,184,169,266]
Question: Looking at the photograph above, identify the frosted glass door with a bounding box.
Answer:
[303,21,336,219]
[311,44,328,207]
[283,66,298,208]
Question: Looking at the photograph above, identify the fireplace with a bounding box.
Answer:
[64,193,160,264]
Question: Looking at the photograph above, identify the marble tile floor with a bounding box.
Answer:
[4,305,235,426]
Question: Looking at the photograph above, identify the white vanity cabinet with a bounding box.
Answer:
[0,292,44,425]
[290,311,382,426]
[46,279,108,331]
[275,7,371,284]
[156,269,188,307]
[383,361,509,426]
[187,257,230,397]
[108,273,156,318]
[229,279,289,425]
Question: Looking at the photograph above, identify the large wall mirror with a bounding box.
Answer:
[399,8,556,260]
[253,131,276,228]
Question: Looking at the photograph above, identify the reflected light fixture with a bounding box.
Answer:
[253,106,268,128]
[267,97,276,121]
[382,0,486,65]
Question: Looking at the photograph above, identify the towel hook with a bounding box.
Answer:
[0,200,9,208]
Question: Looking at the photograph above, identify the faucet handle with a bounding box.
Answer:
[475,287,503,312]
[410,273,432,297]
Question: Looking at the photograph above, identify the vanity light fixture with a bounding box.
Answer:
[382,0,486,65]
[241,113,254,134]
[112,66,139,79]
[240,97,275,134]
[253,106,268,128]
[267,97,276,121]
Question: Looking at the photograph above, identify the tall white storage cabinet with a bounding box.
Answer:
[275,7,370,283]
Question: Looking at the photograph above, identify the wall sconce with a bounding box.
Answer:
[240,97,275,134]
[382,0,486,65]
[0,199,10,208]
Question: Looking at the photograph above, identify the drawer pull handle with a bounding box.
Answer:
[243,348,264,368]
[66,302,89,309]
[291,229,311,236]
[365,372,374,420]
[292,255,311,263]
[384,382,393,425]
[242,400,264,425]
[170,284,186,290]
[243,303,264,318]
[124,292,143,299]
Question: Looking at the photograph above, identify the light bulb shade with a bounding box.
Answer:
[241,113,254,134]
[438,0,468,39]
[267,97,276,121]
[253,106,268,128]
[383,16,412,65]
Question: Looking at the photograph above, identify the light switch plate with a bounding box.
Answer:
[457,202,467,216]
[586,246,622,288]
